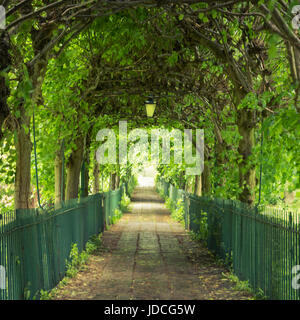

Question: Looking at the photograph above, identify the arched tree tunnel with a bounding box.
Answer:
[0,0,299,301]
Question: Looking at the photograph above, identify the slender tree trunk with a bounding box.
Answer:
[14,109,32,209]
[185,177,193,193]
[115,174,120,189]
[237,109,256,205]
[180,170,186,190]
[194,175,202,196]
[82,162,89,197]
[82,133,91,197]
[115,164,120,189]
[65,136,85,200]
[286,42,300,113]
[110,173,116,190]
[214,130,226,191]
[93,151,100,194]
[202,161,211,195]
[55,142,65,207]
[14,69,47,209]
[202,148,211,195]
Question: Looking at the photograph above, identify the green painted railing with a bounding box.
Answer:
[157,178,300,300]
[0,183,130,300]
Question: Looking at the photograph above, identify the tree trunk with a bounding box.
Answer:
[213,126,226,192]
[115,164,120,189]
[202,148,211,195]
[115,174,120,189]
[14,110,32,209]
[286,42,300,113]
[185,177,193,193]
[110,173,116,190]
[93,151,100,194]
[180,170,186,190]
[237,109,256,205]
[194,175,202,196]
[55,142,65,207]
[202,161,211,195]
[65,136,85,201]
[84,166,89,196]
[14,17,53,209]
[80,133,91,198]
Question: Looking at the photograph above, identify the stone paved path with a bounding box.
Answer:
[53,187,252,300]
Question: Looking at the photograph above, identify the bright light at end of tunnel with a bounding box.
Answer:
[137,165,157,187]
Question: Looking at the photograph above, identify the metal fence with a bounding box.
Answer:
[157,178,300,300]
[0,184,128,300]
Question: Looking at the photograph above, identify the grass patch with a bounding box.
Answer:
[221,272,267,300]
[164,196,185,226]
[39,233,103,300]
[120,193,131,213]
[109,208,123,225]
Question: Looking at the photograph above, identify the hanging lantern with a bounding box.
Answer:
[145,97,156,117]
